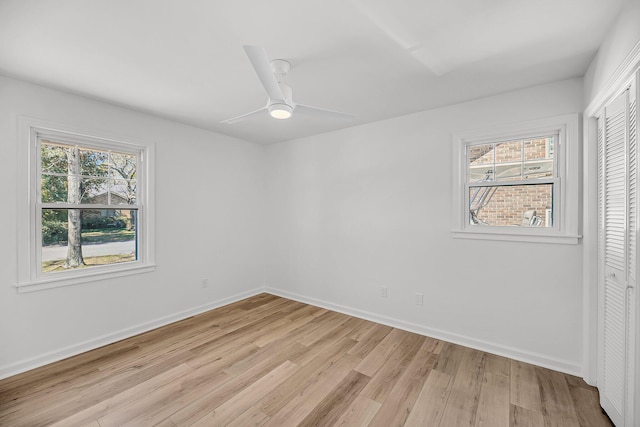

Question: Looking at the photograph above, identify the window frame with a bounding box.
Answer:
[16,117,155,293]
[451,114,581,244]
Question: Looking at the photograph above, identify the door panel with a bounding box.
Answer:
[599,89,629,426]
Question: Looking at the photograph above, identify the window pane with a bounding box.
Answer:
[523,160,553,179]
[523,137,554,179]
[469,184,553,227]
[468,143,495,182]
[468,144,494,164]
[41,208,137,273]
[495,140,522,163]
[80,149,109,177]
[110,179,137,204]
[81,178,109,203]
[109,152,137,180]
[41,142,69,174]
[494,163,523,182]
[41,175,68,202]
[524,137,552,160]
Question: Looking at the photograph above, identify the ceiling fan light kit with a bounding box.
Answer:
[221,45,353,124]
[269,103,293,119]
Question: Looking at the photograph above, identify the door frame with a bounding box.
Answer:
[583,42,640,422]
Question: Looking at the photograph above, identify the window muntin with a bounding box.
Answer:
[38,138,141,276]
[466,135,558,228]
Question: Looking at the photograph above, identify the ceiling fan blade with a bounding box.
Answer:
[295,104,354,120]
[243,45,285,102]
[221,106,266,124]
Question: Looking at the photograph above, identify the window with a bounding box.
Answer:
[451,114,580,243]
[467,136,556,227]
[17,119,155,292]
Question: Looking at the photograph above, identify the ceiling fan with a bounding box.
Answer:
[221,45,353,124]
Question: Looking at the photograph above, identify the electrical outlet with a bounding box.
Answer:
[380,287,388,298]
[201,279,208,288]
[416,293,424,306]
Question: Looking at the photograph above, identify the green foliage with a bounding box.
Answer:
[42,209,66,222]
[42,220,68,245]
[41,144,69,202]
[82,215,128,230]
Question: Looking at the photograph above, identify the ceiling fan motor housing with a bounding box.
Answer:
[271,59,291,82]
[269,83,294,105]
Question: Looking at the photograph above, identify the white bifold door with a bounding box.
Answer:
[598,77,638,427]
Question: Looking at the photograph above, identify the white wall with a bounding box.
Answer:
[265,78,585,374]
[584,0,640,105]
[0,76,266,377]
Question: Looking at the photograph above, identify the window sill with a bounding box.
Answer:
[451,229,581,244]
[15,263,156,293]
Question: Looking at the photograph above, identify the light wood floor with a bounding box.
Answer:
[0,293,612,427]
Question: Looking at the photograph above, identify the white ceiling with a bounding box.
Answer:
[0,0,625,144]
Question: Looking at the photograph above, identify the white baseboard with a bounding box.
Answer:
[265,287,582,377]
[0,287,265,380]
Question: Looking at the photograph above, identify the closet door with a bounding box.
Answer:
[598,81,637,427]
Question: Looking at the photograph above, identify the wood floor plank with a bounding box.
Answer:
[111,342,264,426]
[347,323,393,359]
[169,340,308,426]
[48,362,194,427]
[473,353,511,427]
[255,336,359,417]
[535,367,581,427]
[154,417,177,427]
[511,360,543,413]
[292,318,363,367]
[0,295,610,427]
[404,369,454,427]
[98,369,208,427]
[433,341,467,376]
[297,312,352,347]
[485,353,510,377]
[6,349,193,427]
[367,341,437,427]
[347,318,378,341]
[510,404,546,427]
[190,360,300,426]
[438,347,486,426]
[116,369,232,427]
[333,395,381,427]
[567,383,613,427]
[297,370,370,427]
[223,339,308,377]
[226,406,270,427]
[354,328,408,376]
[359,332,425,403]
[475,371,510,426]
[261,352,361,427]
[253,315,316,348]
